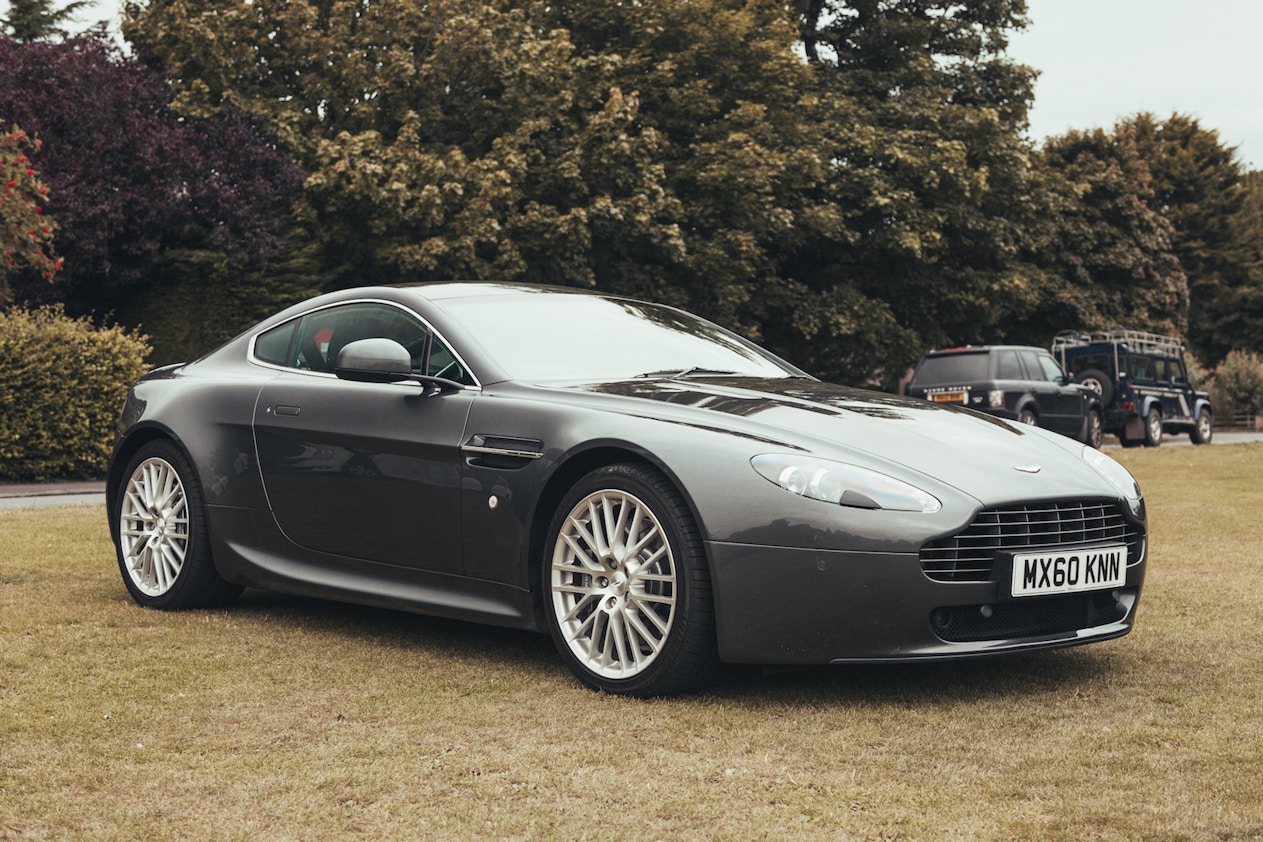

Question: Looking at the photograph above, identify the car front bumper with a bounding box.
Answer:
[706,541,1143,664]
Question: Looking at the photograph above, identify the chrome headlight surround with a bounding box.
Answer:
[1082,446,1143,515]
[751,454,942,513]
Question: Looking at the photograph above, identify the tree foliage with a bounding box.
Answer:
[772,0,1053,384]
[1123,113,1263,363]
[0,32,304,344]
[1028,125,1187,339]
[124,0,1064,386]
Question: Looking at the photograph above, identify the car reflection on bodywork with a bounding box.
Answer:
[107,283,1146,697]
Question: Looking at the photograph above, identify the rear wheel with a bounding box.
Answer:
[543,463,719,697]
[114,440,242,609]
[1018,408,1037,426]
[1143,407,1163,447]
[1190,408,1213,444]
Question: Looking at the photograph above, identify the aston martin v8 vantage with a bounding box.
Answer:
[108,283,1147,696]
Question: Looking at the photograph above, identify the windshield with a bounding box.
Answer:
[439,293,798,381]
[912,353,989,386]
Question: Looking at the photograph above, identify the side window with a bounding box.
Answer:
[995,350,1023,380]
[1132,355,1154,383]
[1172,360,1188,384]
[1036,354,1065,383]
[254,321,297,366]
[427,337,470,383]
[1070,353,1112,378]
[288,303,430,374]
[1017,350,1043,381]
[252,301,475,385]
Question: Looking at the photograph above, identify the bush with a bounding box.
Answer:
[0,306,150,481]
[1213,349,1263,419]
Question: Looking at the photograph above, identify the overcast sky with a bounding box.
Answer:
[1009,0,1263,168]
[70,0,1263,169]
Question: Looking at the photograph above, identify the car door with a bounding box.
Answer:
[1156,358,1194,423]
[1016,350,1063,434]
[251,301,476,574]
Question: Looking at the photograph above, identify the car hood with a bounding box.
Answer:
[553,377,1119,506]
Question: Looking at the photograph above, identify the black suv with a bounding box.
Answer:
[1052,330,1212,447]
[906,345,1104,447]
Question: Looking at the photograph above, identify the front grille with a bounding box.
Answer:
[920,500,1143,583]
[930,592,1128,642]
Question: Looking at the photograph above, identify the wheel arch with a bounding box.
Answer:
[106,423,190,542]
[524,443,710,626]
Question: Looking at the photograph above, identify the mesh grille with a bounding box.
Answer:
[921,500,1143,583]
[930,592,1127,642]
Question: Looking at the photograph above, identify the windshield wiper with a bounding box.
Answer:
[635,367,740,379]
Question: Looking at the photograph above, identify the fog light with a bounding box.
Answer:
[979,605,994,618]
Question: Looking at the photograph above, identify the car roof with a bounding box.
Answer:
[923,345,1048,356]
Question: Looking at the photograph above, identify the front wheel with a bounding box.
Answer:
[543,463,719,697]
[114,440,242,609]
[1082,409,1104,449]
[1190,409,1213,444]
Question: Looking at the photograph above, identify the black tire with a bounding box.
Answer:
[1082,409,1104,449]
[1190,408,1213,444]
[1075,369,1114,406]
[1017,407,1038,426]
[1143,407,1163,447]
[113,440,242,610]
[542,463,719,697]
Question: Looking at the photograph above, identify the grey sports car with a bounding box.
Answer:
[108,283,1147,696]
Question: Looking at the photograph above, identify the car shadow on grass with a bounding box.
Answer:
[225,589,1123,706]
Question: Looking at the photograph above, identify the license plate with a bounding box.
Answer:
[1010,546,1127,598]
[931,391,966,403]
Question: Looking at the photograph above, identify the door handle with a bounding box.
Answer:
[272,405,302,416]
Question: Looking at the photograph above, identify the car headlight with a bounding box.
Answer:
[1082,446,1143,514]
[751,454,942,513]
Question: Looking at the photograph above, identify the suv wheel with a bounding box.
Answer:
[1074,369,1114,405]
[1191,408,1213,444]
[1082,409,1103,449]
[1018,408,1037,426]
[1143,407,1163,447]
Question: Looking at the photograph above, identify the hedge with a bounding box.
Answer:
[0,306,150,481]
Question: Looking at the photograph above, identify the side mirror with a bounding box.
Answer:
[334,338,412,383]
[334,337,466,394]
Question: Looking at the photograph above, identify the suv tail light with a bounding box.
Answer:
[988,390,1004,408]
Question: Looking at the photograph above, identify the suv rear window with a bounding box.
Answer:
[912,353,989,385]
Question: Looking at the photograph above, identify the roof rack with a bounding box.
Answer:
[1052,329,1183,358]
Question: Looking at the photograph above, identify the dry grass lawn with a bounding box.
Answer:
[2,444,1262,840]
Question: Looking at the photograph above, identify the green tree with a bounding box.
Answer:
[1122,113,1263,362]
[1,0,89,41]
[125,0,819,338]
[126,0,1054,386]
[782,0,1053,385]
[1024,125,1187,340]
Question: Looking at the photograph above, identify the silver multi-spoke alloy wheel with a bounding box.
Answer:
[550,489,677,680]
[119,457,190,597]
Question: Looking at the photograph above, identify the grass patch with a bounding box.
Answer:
[3,444,1263,840]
